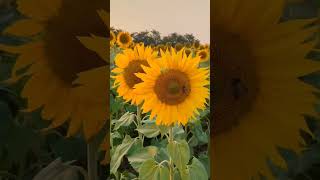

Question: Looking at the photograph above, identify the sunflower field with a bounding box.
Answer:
[109,30,210,180]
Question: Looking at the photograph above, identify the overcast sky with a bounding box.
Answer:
[111,0,210,43]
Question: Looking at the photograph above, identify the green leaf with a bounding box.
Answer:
[167,139,190,172]
[173,126,186,139]
[139,159,170,180]
[139,159,159,180]
[113,112,135,131]
[136,122,160,138]
[110,135,136,174]
[127,146,158,171]
[110,93,122,115]
[155,148,170,163]
[188,135,198,147]
[188,157,208,180]
[198,154,209,175]
[174,168,181,180]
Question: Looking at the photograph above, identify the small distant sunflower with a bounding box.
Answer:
[184,48,192,57]
[134,48,209,126]
[212,0,319,179]
[0,0,109,141]
[175,43,183,51]
[117,31,132,48]
[193,41,200,49]
[110,31,116,46]
[197,49,209,62]
[112,44,158,105]
[199,45,206,50]
[185,43,192,48]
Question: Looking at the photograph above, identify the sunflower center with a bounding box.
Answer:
[199,51,207,59]
[154,69,191,105]
[43,0,108,84]
[213,28,259,135]
[119,34,129,44]
[123,60,149,88]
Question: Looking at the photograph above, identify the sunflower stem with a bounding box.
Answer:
[87,138,98,180]
[168,126,174,180]
[137,106,143,140]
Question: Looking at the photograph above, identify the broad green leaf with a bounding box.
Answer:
[198,154,210,175]
[110,93,122,115]
[158,165,170,180]
[113,112,135,130]
[155,148,170,163]
[139,159,159,180]
[188,157,208,180]
[188,135,198,147]
[139,159,170,180]
[136,122,160,138]
[167,140,190,172]
[110,135,136,174]
[191,121,208,144]
[173,126,186,139]
[127,146,158,171]
[158,125,169,137]
[174,168,181,180]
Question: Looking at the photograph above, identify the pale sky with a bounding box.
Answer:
[111,0,210,43]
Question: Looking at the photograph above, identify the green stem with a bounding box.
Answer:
[168,126,174,180]
[87,138,98,180]
[136,106,143,140]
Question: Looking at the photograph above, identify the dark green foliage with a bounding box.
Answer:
[111,27,200,46]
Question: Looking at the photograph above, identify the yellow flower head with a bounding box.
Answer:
[117,31,132,48]
[212,0,319,179]
[197,49,209,62]
[193,41,200,49]
[134,48,209,126]
[112,44,158,105]
[0,0,109,141]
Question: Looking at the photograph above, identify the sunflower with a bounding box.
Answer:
[185,43,192,48]
[193,40,200,49]
[112,44,158,105]
[212,0,318,179]
[184,48,192,57]
[197,49,209,62]
[116,31,132,48]
[134,48,209,126]
[0,0,109,141]
[110,30,116,46]
[174,43,183,51]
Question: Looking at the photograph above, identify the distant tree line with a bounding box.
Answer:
[111,27,200,46]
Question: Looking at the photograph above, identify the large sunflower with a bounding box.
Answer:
[134,49,209,126]
[212,0,318,179]
[112,44,158,105]
[0,0,108,141]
